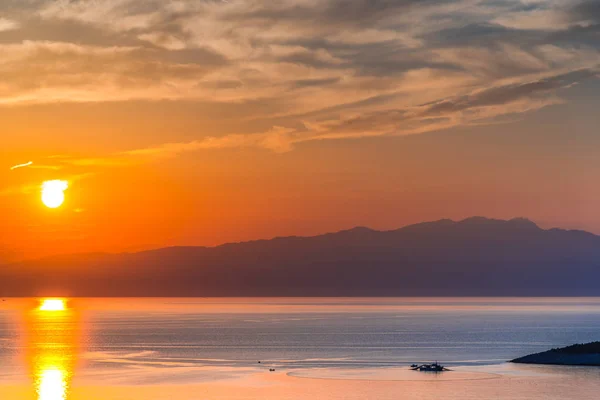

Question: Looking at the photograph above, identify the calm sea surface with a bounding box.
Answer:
[0,297,599,399]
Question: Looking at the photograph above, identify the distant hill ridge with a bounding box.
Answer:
[2,217,600,297]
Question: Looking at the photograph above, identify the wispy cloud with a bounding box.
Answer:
[8,160,63,172]
[0,0,597,152]
[10,161,33,170]
[122,126,298,156]
[0,18,19,32]
[108,66,599,157]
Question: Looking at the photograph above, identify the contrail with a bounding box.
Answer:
[10,161,33,170]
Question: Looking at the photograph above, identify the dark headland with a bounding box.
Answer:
[511,342,600,366]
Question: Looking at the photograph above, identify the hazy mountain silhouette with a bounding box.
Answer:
[2,217,600,296]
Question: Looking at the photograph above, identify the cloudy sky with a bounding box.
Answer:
[1,0,599,260]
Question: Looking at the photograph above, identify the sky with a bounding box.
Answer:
[1,0,599,262]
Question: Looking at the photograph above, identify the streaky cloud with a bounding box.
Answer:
[0,0,597,155]
[9,161,33,170]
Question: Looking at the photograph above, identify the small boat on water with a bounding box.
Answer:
[410,362,449,372]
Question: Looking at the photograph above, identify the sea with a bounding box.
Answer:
[0,297,599,399]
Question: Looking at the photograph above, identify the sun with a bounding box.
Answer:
[41,180,69,209]
[39,299,66,311]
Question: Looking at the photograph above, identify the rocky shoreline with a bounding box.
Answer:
[511,342,600,366]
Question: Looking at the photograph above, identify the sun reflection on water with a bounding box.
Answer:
[24,299,80,400]
[38,368,67,400]
[39,299,66,312]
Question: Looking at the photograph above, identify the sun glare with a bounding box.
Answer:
[38,368,67,400]
[39,299,66,312]
[41,180,69,209]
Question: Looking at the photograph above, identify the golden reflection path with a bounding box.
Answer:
[23,299,81,400]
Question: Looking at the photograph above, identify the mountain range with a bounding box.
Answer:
[3,217,600,296]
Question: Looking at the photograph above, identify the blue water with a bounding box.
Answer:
[1,298,600,399]
[74,298,600,370]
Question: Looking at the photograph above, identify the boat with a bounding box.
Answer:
[410,362,448,372]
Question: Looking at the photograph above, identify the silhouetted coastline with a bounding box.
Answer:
[512,342,600,366]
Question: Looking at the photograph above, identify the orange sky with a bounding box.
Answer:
[1,0,600,262]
